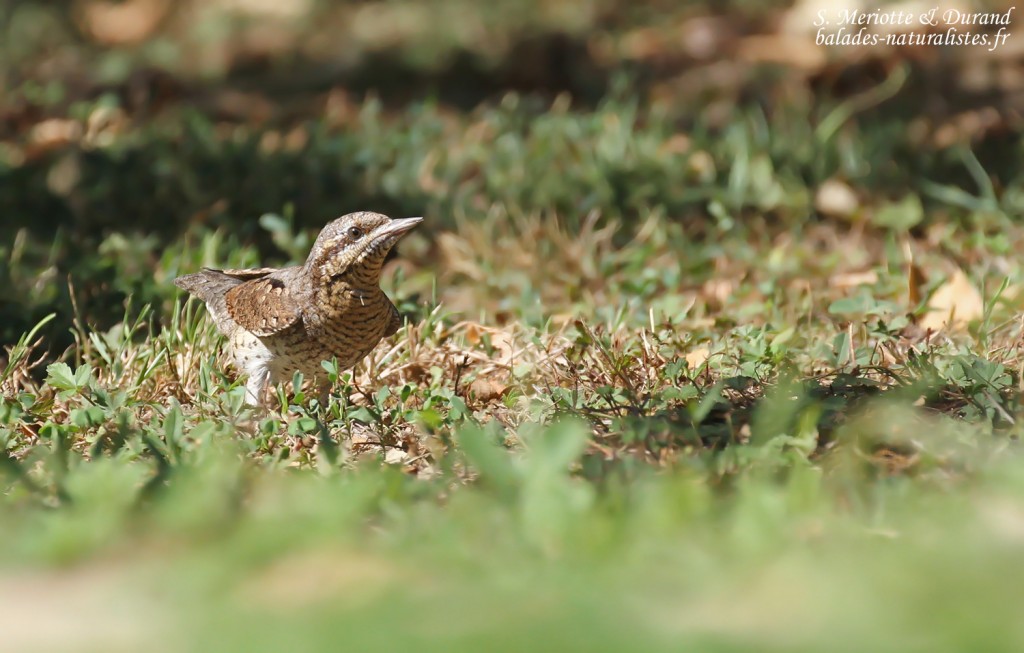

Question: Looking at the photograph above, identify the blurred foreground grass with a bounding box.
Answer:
[4,409,1024,652]
[4,0,1024,651]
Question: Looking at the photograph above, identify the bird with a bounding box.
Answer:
[174,211,422,405]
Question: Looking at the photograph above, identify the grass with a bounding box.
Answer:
[5,211,1024,651]
[4,0,1024,651]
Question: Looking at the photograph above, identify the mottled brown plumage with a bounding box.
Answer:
[174,212,422,404]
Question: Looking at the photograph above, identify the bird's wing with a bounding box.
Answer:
[225,274,302,337]
[383,300,402,338]
[217,267,283,280]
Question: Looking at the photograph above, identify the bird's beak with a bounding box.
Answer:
[376,216,423,239]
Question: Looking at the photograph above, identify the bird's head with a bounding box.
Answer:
[305,211,422,288]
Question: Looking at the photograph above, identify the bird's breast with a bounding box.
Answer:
[308,288,393,358]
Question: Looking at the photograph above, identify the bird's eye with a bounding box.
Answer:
[348,227,364,240]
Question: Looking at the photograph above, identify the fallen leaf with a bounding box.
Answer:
[687,150,716,181]
[686,347,710,370]
[77,0,171,45]
[83,105,128,147]
[737,34,826,72]
[702,279,734,305]
[469,377,509,403]
[384,448,409,465]
[830,270,878,289]
[621,27,670,61]
[457,322,515,364]
[29,118,82,150]
[463,322,484,345]
[919,268,984,333]
[815,178,859,218]
[659,133,691,156]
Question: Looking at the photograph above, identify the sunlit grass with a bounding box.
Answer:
[4,1,1024,650]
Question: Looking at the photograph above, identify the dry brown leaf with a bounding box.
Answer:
[830,270,878,289]
[919,268,984,333]
[736,35,826,72]
[687,150,716,181]
[815,179,859,218]
[457,322,515,364]
[469,376,509,403]
[29,118,82,150]
[702,279,734,305]
[462,322,484,345]
[76,0,170,45]
[686,347,710,370]
[621,27,671,60]
[384,448,409,465]
[659,133,691,157]
[933,107,1006,149]
[84,106,128,147]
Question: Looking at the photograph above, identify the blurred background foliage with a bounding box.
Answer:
[1,0,1022,350]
